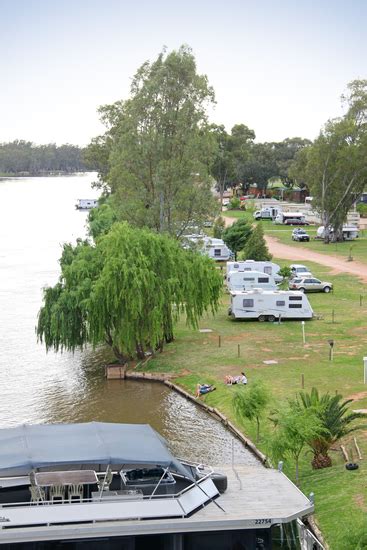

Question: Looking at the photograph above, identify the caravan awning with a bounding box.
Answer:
[0,422,191,478]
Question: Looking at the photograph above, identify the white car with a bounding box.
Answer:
[290,264,313,278]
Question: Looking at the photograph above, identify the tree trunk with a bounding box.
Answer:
[312,453,332,469]
[135,342,145,360]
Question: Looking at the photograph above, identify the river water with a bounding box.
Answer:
[0,173,257,465]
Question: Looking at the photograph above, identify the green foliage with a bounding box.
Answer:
[356,202,367,217]
[213,216,226,239]
[228,196,241,209]
[298,387,367,468]
[242,224,272,261]
[278,265,292,279]
[88,199,118,240]
[222,219,252,260]
[289,80,367,242]
[89,46,218,236]
[0,140,87,174]
[37,223,223,364]
[233,380,270,442]
[268,399,325,483]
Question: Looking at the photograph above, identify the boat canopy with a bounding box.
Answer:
[0,422,192,478]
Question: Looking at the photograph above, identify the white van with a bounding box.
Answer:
[226,260,283,284]
[229,289,314,322]
[226,270,277,292]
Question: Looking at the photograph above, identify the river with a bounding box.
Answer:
[0,173,257,465]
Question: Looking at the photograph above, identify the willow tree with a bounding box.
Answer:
[37,223,222,366]
[85,45,218,236]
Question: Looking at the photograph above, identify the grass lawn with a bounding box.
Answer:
[137,261,367,550]
[223,210,367,265]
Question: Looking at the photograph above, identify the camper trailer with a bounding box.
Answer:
[274,212,306,225]
[316,225,359,241]
[184,235,233,261]
[226,260,283,284]
[229,289,314,322]
[227,270,277,292]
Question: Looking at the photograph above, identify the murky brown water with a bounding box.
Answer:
[0,173,258,465]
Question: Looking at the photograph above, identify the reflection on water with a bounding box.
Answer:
[0,174,258,465]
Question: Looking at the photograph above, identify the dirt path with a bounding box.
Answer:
[265,234,367,282]
[222,215,367,282]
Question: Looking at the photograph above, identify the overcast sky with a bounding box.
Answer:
[1,0,366,146]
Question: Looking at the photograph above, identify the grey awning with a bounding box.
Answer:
[0,422,192,478]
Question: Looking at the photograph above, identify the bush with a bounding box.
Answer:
[243,224,272,261]
[228,197,241,210]
[356,203,367,218]
[213,217,226,239]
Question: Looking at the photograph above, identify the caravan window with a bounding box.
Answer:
[264,266,272,275]
[289,296,302,301]
[276,300,285,306]
[243,277,255,282]
[289,304,302,308]
[243,299,254,307]
[233,264,239,268]
[214,249,221,256]
[258,277,269,283]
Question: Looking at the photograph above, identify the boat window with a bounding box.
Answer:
[243,299,254,307]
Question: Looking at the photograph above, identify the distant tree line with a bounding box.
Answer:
[0,140,90,175]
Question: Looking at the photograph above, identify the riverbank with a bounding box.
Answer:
[133,259,367,550]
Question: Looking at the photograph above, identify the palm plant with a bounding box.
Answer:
[298,387,367,469]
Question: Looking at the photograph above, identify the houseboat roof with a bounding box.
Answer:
[0,422,190,478]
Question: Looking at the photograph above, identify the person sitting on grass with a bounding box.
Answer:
[195,383,216,398]
[225,372,247,385]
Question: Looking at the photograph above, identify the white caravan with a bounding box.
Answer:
[184,235,233,261]
[227,270,277,292]
[316,225,359,241]
[229,289,314,322]
[226,260,283,284]
[75,199,98,209]
[274,211,306,224]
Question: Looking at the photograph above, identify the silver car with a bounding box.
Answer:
[289,277,333,293]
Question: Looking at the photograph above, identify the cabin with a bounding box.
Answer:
[227,269,277,292]
[229,289,314,322]
[226,260,283,284]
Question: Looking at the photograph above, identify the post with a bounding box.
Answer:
[328,339,334,361]
[332,309,335,324]
[301,373,304,389]
[360,295,363,307]
[364,357,367,384]
[218,335,221,348]
[301,321,305,344]
[278,314,282,325]
[237,344,240,358]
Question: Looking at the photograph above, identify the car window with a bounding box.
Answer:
[312,279,321,284]
[293,278,302,283]
[303,279,312,284]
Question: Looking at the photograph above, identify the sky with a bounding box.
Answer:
[1,0,366,146]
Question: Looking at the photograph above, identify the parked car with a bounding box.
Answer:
[290,264,313,278]
[284,218,310,226]
[292,229,310,242]
[289,277,333,293]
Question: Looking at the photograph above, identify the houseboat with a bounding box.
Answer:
[0,422,317,549]
[75,199,98,210]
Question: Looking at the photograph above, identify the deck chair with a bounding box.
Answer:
[97,469,113,491]
[29,485,46,504]
[68,484,84,503]
[50,484,65,503]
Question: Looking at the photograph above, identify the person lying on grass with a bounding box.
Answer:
[195,384,216,398]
